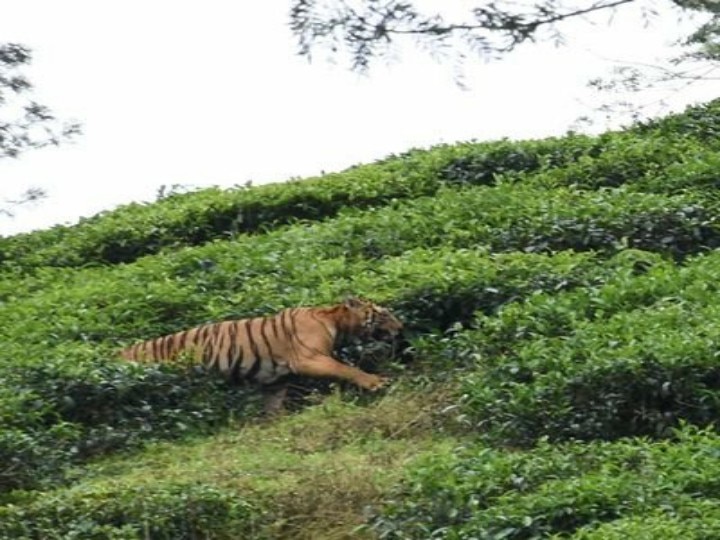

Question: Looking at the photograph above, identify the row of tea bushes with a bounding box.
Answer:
[421,250,720,445]
[6,246,702,493]
[0,134,596,271]
[3,181,716,350]
[4,97,719,272]
[0,248,608,491]
[371,425,720,539]
[0,482,260,540]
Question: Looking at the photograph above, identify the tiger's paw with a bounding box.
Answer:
[362,374,390,392]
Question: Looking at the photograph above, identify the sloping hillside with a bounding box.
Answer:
[2,100,720,538]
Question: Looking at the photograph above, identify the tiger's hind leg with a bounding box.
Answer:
[261,382,289,417]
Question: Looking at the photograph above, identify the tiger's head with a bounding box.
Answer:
[342,296,403,341]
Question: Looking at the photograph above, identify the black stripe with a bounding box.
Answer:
[211,322,223,342]
[177,330,188,353]
[198,324,212,345]
[229,355,243,383]
[269,314,279,339]
[151,338,160,359]
[280,308,294,340]
[245,356,262,381]
[280,308,301,362]
[197,325,213,361]
[214,325,227,370]
[204,340,217,368]
[288,309,301,338]
[259,318,273,357]
[227,321,238,369]
[228,322,245,383]
[291,308,316,353]
[245,319,261,361]
[200,325,216,367]
[242,319,262,381]
[211,324,225,367]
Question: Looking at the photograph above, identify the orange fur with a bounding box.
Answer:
[119,297,403,413]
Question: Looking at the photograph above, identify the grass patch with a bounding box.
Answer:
[13,385,456,540]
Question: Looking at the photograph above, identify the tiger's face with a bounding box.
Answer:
[344,297,403,341]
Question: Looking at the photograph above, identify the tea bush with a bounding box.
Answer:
[525,133,709,190]
[3,99,720,537]
[0,246,612,491]
[371,425,720,539]
[442,251,720,445]
[0,350,256,492]
[0,482,260,539]
[3,98,718,276]
[4,99,719,273]
[632,98,720,144]
[0,135,575,272]
[6,181,712,354]
[312,184,719,260]
[571,501,720,540]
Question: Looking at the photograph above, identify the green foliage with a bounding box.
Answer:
[3,102,717,273]
[0,351,255,492]
[436,134,600,186]
[3,98,720,537]
[438,250,720,445]
[0,137,559,271]
[0,482,260,539]
[527,132,710,191]
[371,425,720,539]
[632,99,720,144]
[0,248,606,492]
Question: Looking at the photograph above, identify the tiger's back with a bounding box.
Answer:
[120,310,303,385]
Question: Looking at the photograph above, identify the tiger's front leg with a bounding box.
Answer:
[294,354,389,391]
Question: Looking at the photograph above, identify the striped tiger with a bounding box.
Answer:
[119,297,403,413]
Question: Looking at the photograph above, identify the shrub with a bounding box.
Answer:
[0,136,576,271]
[0,248,607,491]
[0,352,255,492]
[528,133,707,190]
[5,97,718,273]
[370,425,720,539]
[0,482,261,539]
[447,251,720,445]
[632,98,720,144]
[437,134,601,186]
[10,181,710,353]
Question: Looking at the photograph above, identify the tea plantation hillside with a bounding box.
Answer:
[3,100,720,538]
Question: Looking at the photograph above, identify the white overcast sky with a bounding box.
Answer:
[0,1,717,236]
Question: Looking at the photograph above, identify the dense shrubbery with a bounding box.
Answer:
[0,482,259,539]
[371,425,720,539]
[4,182,717,346]
[3,99,720,537]
[0,135,583,271]
[0,352,254,492]
[4,98,720,272]
[421,251,720,445]
[632,99,720,143]
[0,248,607,491]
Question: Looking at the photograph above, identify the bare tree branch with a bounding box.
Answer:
[289,0,639,72]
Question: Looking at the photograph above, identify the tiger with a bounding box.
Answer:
[119,297,403,414]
